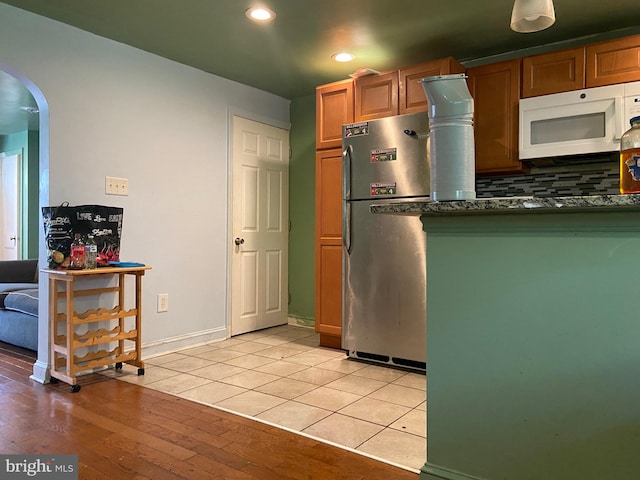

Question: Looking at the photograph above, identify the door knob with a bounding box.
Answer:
[234,237,245,246]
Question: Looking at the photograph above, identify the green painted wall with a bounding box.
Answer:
[421,212,640,480]
[0,133,22,150]
[0,130,38,259]
[26,130,39,258]
[288,94,316,324]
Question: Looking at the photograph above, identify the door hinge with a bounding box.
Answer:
[289,146,292,159]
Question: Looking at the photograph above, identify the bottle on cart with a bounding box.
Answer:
[85,235,98,269]
[69,233,86,270]
[620,116,640,194]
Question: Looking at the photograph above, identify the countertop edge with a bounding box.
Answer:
[370,194,640,216]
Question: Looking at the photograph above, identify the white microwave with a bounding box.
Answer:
[519,81,640,160]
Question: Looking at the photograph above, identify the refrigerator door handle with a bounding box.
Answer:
[343,145,352,201]
[344,201,352,255]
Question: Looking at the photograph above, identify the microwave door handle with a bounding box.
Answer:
[614,97,625,140]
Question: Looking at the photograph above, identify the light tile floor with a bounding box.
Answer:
[101,324,426,472]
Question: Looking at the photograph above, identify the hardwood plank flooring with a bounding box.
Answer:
[0,343,418,480]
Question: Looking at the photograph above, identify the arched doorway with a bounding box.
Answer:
[0,63,50,383]
[0,70,39,259]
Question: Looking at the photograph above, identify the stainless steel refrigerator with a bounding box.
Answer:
[342,112,430,371]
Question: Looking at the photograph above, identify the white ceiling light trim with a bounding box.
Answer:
[332,52,354,63]
[246,6,276,22]
[510,0,555,33]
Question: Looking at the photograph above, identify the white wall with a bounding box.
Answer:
[0,4,290,379]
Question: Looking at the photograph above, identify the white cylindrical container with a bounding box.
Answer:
[427,114,476,201]
[421,74,476,202]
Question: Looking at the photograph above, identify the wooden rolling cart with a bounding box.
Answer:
[44,265,151,392]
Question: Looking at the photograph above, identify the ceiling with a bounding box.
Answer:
[2,0,640,135]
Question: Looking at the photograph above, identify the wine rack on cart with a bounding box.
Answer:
[44,266,151,392]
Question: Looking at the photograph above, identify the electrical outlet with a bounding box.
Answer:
[105,176,129,196]
[157,293,169,312]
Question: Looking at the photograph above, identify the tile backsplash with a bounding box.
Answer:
[476,161,620,198]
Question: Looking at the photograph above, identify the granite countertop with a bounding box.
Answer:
[370,194,640,216]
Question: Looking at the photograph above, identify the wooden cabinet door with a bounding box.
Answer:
[586,34,640,87]
[522,48,585,97]
[467,59,527,175]
[399,57,465,114]
[355,71,399,121]
[314,148,343,347]
[316,80,354,150]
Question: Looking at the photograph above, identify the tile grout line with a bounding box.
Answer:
[108,325,426,470]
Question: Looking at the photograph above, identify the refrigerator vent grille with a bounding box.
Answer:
[353,351,389,363]
[392,357,426,371]
[351,351,426,372]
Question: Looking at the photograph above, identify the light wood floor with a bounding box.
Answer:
[0,342,418,480]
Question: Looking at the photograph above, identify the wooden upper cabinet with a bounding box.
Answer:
[586,34,640,87]
[521,34,640,97]
[316,79,354,150]
[355,71,399,121]
[467,59,527,175]
[353,57,465,120]
[522,48,585,98]
[399,57,465,114]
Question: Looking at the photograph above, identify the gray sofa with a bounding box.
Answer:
[0,259,39,351]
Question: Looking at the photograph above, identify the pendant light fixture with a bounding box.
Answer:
[510,0,555,33]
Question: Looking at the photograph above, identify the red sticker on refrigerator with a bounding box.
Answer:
[370,182,397,196]
[370,148,397,163]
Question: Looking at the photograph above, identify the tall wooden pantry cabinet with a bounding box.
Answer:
[315,79,353,348]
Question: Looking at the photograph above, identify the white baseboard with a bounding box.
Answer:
[30,323,308,382]
[30,359,49,384]
[141,326,229,359]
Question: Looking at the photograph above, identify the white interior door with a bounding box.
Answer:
[231,116,289,336]
[0,152,21,260]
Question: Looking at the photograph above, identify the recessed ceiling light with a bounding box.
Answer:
[332,52,354,63]
[246,6,276,22]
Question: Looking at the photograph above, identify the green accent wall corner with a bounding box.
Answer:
[288,94,316,321]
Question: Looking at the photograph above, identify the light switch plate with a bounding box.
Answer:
[106,176,128,196]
